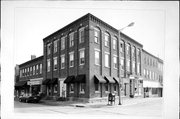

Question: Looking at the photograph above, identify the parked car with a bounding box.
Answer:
[19,95,41,103]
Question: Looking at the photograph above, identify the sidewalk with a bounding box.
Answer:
[40,97,162,108]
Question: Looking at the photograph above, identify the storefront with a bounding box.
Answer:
[27,78,43,96]
[15,80,29,97]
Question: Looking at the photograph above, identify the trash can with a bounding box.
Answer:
[108,93,115,105]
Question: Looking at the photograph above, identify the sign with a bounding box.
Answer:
[28,80,41,85]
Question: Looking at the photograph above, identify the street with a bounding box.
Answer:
[14,97,162,118]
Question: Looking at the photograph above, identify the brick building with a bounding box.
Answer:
[15,56,43,97]
[42,13,147,101]
[142,50,163,97]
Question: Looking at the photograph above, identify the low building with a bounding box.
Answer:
[15,56,43,97]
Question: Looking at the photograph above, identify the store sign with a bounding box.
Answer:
[27,80,41,85]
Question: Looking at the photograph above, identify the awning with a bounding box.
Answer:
[15,81,28,87]
[49,78,58,84]
[94,75,107,83]
[42,79,51,85]
[64,76,75,83]
[104,76,115,83]
[113,77,120,83]
[75,74,86,83]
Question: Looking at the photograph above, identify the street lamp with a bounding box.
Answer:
[118,22,135,105]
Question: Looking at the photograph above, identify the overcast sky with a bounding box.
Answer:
[12,2,167,65]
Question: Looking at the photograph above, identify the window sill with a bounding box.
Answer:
[70,91,74,93]
[95,91,100,93]
[105,91,109,93]
[80,91,85,94]
[79,64,85,66]
[104,66,110,68]
[95,64,101,66]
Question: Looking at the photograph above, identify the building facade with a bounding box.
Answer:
[42,13,147,101]
[15,56,43,97]
[142,50,163,97]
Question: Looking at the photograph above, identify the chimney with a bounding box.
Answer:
[31,55,36,60]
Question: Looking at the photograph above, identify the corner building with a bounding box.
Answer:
[42,13,146,101]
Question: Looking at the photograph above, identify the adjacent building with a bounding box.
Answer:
[15,56,43,97]
[142,50,163,97]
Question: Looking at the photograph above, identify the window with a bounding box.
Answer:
[47,59,50,72]
[149,71,151,79]
[69,52,74,67]
[120,58,124,70]
[126,43,130,56]
[80,83,85,93]
[132,46,136,59]
[79,27,85,43]
[69,32,74,47]
[105,84,109,92]
[27,68,29,76]
[104,32,110,47]
[22,69,24,77]
[70,84,74,93]
[137,49,141,62]
[53,57,57,71]
[105,52,110,68]
[30,67,32,76]
[132,61,135,73]
[95,83,99,92]
[137,63,140,74]
[94,27,100,43]
[113,55,118,69]
[40,64,42,74]
[79,48,85,65]
[114,85,117,92]
[120,40,124,53]
[127,59,130,72]
[33,66,36,75]
[95,49,100,65]
[113,37,117,50]
[54,40,57,53]
[61,37,65,50]
[54,84,58,93]
[36,65,39,74]
[61,55,65,69]
[25,69,26,76]
[47,43,51,55]
[144,57,146,64]
[20,70,22,77]
[147,70,149,79]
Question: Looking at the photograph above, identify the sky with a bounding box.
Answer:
[13,2,166,65]
[1,1,179,119]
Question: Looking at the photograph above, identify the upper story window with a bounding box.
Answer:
[53,57,57,71]
[132,46,136,59]
[113,36,117,50]
[137,62,141,75]
[95,49,100,65]
[54,40,58,53]
[40,64,42,74]
[36,65,39,74]
[69,51,74,67]
[69,32,74,47]
[94,27,100,44]
[113,55,118,69]
[120,40,125,53]
[61,54,65,69]
[104,32,110,47]
[61,36,65,50]
[33,66,36,75]
[126,59,130,72]
[24,68,26,76]
[30,67,32,76]
[20,70,22,77]
[27,68,29,76]
[79,48,85,65]
[47,43,51,55]
[126,43,131,56]
[144,57,146,64]
[79,27,85,43]
[105,52,110,68]
[132,61,135,73]
[137,49,141,62]
[120,58,124,70]
[47,59,50,72]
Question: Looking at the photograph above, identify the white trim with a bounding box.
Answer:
[79,48,85,51]
[104,51,110,54]
[94,48,100,52]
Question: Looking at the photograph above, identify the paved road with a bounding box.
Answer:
[14,97,162,118]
